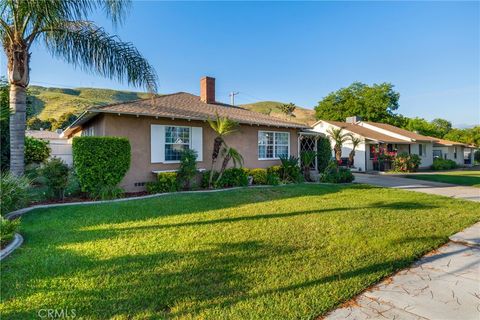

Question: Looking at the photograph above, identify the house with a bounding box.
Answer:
[26,129,73,166]
[430,137,474,166]
[312,116,437,171]
[63,77,318,191]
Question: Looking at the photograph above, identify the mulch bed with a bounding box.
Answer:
[29,192,149,206]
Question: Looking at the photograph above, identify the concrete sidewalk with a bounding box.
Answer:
[353,173,480,202]
[324,174,480,320]
[325,224,480,320]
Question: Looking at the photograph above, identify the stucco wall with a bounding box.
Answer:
[433,146,465,166]
[410,143,434,168]
[82,114,300,191]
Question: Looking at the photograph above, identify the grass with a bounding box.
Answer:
[405,170,480,188]
[1,184,479,319]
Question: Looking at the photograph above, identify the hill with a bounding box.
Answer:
[240,101,316,125]
[28,86,150,120]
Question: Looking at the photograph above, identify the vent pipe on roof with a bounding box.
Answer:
[200,76,215,104]
[346,116,362,123]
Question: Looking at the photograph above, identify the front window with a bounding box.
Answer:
[433,150,442,159]
[165,126,190,161]
[454,147,457,159]
[258,131,289,159]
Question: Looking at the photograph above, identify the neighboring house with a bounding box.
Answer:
[26,130,73,166]
[312,116,437,171]
[63,77,315,192]
[430,137,474,166]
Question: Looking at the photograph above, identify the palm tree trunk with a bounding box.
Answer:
[208,137,223,188]
[9,84,26,176]
[215,153,231,185]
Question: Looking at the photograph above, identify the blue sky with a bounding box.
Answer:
[2,1,479,127]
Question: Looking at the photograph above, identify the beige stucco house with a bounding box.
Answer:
[63,77,318,191]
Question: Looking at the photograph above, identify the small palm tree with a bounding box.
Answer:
[277,102,296,118]
[347,134,362,167]
[1,0,158,176]
[215,147,243,185]
[300,150,317,181]
[207,113,239,188]
[327,128,348,163]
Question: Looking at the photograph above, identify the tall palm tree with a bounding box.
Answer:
[207,113,238,188]
[1,0,158,176]
[347,134,362,167]
[326,127,348,163]
[215,146,243,185]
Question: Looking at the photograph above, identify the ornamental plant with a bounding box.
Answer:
[72,137,131,195]
[177,149,198,190]
[25,136,50,165]
[392,152,421,172]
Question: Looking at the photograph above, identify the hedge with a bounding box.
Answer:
[72,136,131,193]
[146,172,179,194]
[431,158,457,170]
[25,136,50,164]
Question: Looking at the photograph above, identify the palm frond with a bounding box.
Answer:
[327,127,348,144]
[225,147,244,168]
[42,20,157,92]
[207,112,239,136]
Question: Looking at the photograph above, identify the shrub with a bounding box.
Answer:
[202,168,248,188]
[267,166,281,185]
[64,171,81,198]
[248,168,268,185]
[40,158,69,199]
[25,136,50,165]
[1,216,20,248]
[431,158,457,170]
[0,172,30,216]
[91,185,125,200]
[320,160,354,183]
[279,155,303,183]
[177,149,198,190]
[146,172,179,194]
[474,150,480,163]
[392,152,421,172]
[317,137,332,172]
[72,137,131,194]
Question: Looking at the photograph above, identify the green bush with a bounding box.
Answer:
[317,137,332,172]
[0,172,30,216]
[64,171,81,198]
[1,216,20,248]
[392,152,421,172]
[177,149,198,190]
[40,158,69,199]
[72,136,131,194]
[25,136,50,165]
[279,155,303,183]
[248,168,268,185]
[320,160,354,183]
[202,168,248,189]
[474,150,480,163]
[431,158,457,170]
[146,172,179,194]
[91,185,125,200]
[267,166,281,185]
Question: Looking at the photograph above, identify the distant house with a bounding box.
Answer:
[430,137,473,166]
[63,77,319,191]
[26,130,73,166]
[313,117,442,171]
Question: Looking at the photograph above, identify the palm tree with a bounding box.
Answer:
[1,0,158,176]
[215,147,243,185]
[347,134,362,167]
[300,150,317,181]
[326,128,348,163]
[207,113,238,188]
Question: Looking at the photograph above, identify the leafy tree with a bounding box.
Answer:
[278,103,296,118]
[207,113,239,188]
[315,82,401,123]
[26,117,53,130]
[52,112,78,130]
[431,118,452,137]
[326,128,348,162]
[444,127,480,146]
[1,0,158,176]
[404,117,452,138]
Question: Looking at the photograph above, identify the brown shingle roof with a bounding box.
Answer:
[26,130,64,140]
[363,121,436,142]
[322,120,409,143]
[428,136,468,147]
[88,92,307,129]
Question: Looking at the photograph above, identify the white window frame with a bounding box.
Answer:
[164,125,191,163]
[258,130,290,160]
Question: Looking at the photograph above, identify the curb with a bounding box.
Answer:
[5,184,292,220]
[0,233,23,261]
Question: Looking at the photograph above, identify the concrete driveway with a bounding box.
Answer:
[353,173,480,202]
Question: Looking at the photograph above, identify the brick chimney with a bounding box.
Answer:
[200,76,215,103]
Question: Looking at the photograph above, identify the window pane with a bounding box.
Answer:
[166,126,190,144]
[259,145,266,158]
[165,144,189,161]
[266,145,274,158]
[275,146,288,158]
[259,132,274,145]
[275,132,288,145]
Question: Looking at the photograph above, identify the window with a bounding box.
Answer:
[165,126,190,161]
[454,147,457,159]
[81,126,94,136]
[258,131,289,159]
[433,150,442,159]
[419,144,426,157]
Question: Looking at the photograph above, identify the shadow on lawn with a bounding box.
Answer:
[1,235,452,319]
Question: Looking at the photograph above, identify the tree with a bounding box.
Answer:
[207,113,239,188]
[26,117,53,130]
[431,118,452,138]
[300,150,317,181]
[404,117,452,138]
[444,127,480,147]
[347,134,362,167]
[278,103,296,118]
[316,136,332,172]
[326,128,348,162]
[315,82,401,124]
[1,0,158,176]
[52,112,78,130]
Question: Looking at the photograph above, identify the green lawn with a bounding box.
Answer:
[405,170,480,188]
[1,184,479,319]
